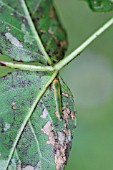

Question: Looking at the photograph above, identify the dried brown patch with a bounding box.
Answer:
[41,106,75,170]
[41,121,53,135]
[40,108,48,119]
[22,165,34,170]
[70,112,75,120]
[49,6,57,21]
[62,92,69,98]
[12,102,16,110]
[59,40,67,48]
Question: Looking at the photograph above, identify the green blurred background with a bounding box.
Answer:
[54,0,113,170]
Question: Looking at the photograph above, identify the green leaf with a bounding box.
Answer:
[0,0,76,169]
[85,0,113,12]
[0,71,76,170]
[0,0,67,64]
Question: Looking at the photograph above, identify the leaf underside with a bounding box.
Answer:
[86,0,113,12]
[0,71,76,170]
[0,0,76,170]
[0,0,67,63]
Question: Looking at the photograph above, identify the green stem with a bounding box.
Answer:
[54,18,113,71]
[5,70,58,170]
[0,61,54,71]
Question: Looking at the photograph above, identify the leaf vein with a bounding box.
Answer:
[20,0,53,65]
[4,71,58,170]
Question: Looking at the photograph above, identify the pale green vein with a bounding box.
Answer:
[29,121,54,168]
[14,150,21,164]
[0,0,24,16]
[4,70,58,170]
[28,121,42,169]
[41,99,53,123]
[20,0,53,65]
[32,0,41,17]
[0,61,54,71]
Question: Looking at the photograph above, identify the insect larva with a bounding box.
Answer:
[53,77,62,120]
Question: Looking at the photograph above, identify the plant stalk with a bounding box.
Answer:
[54,18,113,71]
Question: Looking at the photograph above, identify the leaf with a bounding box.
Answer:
[30,0,68,63]
[85,0,113,12]
[0,0,67,63]
[0,70,76,170]
[0,0,76,170]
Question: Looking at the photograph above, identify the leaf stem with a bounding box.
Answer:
[54,18,113,71]
[0,61,54,71]
[5,70,58,170]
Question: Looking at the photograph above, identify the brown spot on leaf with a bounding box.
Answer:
[40,29,46,34]
[62,107,70,125]
[5,33,23,48]
[59,40,67,48]
[46,131,56,145]
[0,62,6,66]
[70,112,75,120]
[62,92,69,98]
[54,111,62,120]
[41,106,75,170]
[22,165,34,170]
[6,26,11,31]
[17,164,21,170]
[49,6,57,21]
[12,102,16,110]
[48,27,54,35]
[41,121,53,135]
[21,16,28,26]
[40,108,48,119]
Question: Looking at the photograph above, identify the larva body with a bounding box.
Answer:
[53,78,62,120]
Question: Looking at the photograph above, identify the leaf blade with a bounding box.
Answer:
[0,71,76,170]
[0,70,56,169]
[0,0,67,64]
[0,0,50,63]
[19,0,52,65]
[0,1,76,170]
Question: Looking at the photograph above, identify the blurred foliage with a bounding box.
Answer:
[54,0,113,170]
[85,0,113,12]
